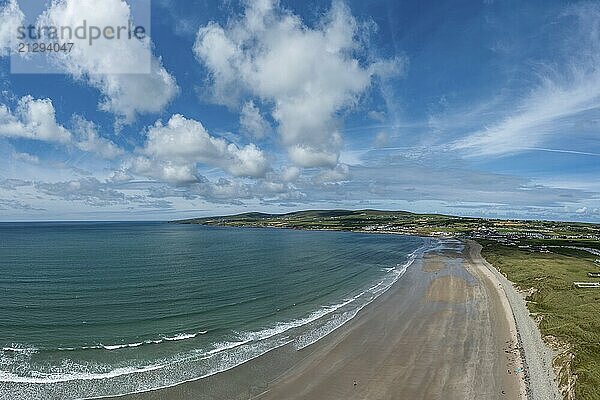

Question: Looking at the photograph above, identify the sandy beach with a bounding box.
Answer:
[469,240,562,400]
[109,238,558,400]
[251,239,525,400]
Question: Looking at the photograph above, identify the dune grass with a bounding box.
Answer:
[480,241,600,400]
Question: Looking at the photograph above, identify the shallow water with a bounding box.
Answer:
[0,222,425,399]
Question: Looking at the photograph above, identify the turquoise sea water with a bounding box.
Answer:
[0,222,426,399]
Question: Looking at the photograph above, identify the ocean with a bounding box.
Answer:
[0,222,426,399]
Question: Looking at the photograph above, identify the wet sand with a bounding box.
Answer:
[113,239,525,400]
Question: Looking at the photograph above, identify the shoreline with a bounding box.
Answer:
[100,236,432,400]
[471,240,562,400]
[191,226,561,399]
[464,241,529,399]
[114,238,540,400]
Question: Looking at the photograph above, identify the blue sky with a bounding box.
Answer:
[0,0,598,221]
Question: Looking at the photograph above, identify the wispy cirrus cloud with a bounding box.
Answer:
[0,198,44,211]
[33,177,172,208]
[452,76,600,156]
[452,2,600,157]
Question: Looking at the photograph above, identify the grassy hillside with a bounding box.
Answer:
[175,209,600,248]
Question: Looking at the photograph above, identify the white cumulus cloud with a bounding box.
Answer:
[71,116,124,159]
[131,114,270,183]
[240,101,271,139]
[39,0,178,124]
[0,96,71,143]
[314,163,350,184]
[0,96,122,159]
[194,0,404,168]
[0,0,23,56]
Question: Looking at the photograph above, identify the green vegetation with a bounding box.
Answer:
[175,209,600,248]
[175,209,600,398]
[175,209,468,234]
[481,241,600,400]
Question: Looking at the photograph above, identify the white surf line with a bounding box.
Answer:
[7,239,433,399]
[294,247,423,351]
[79,339,295,400]
[81,241,434,400]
